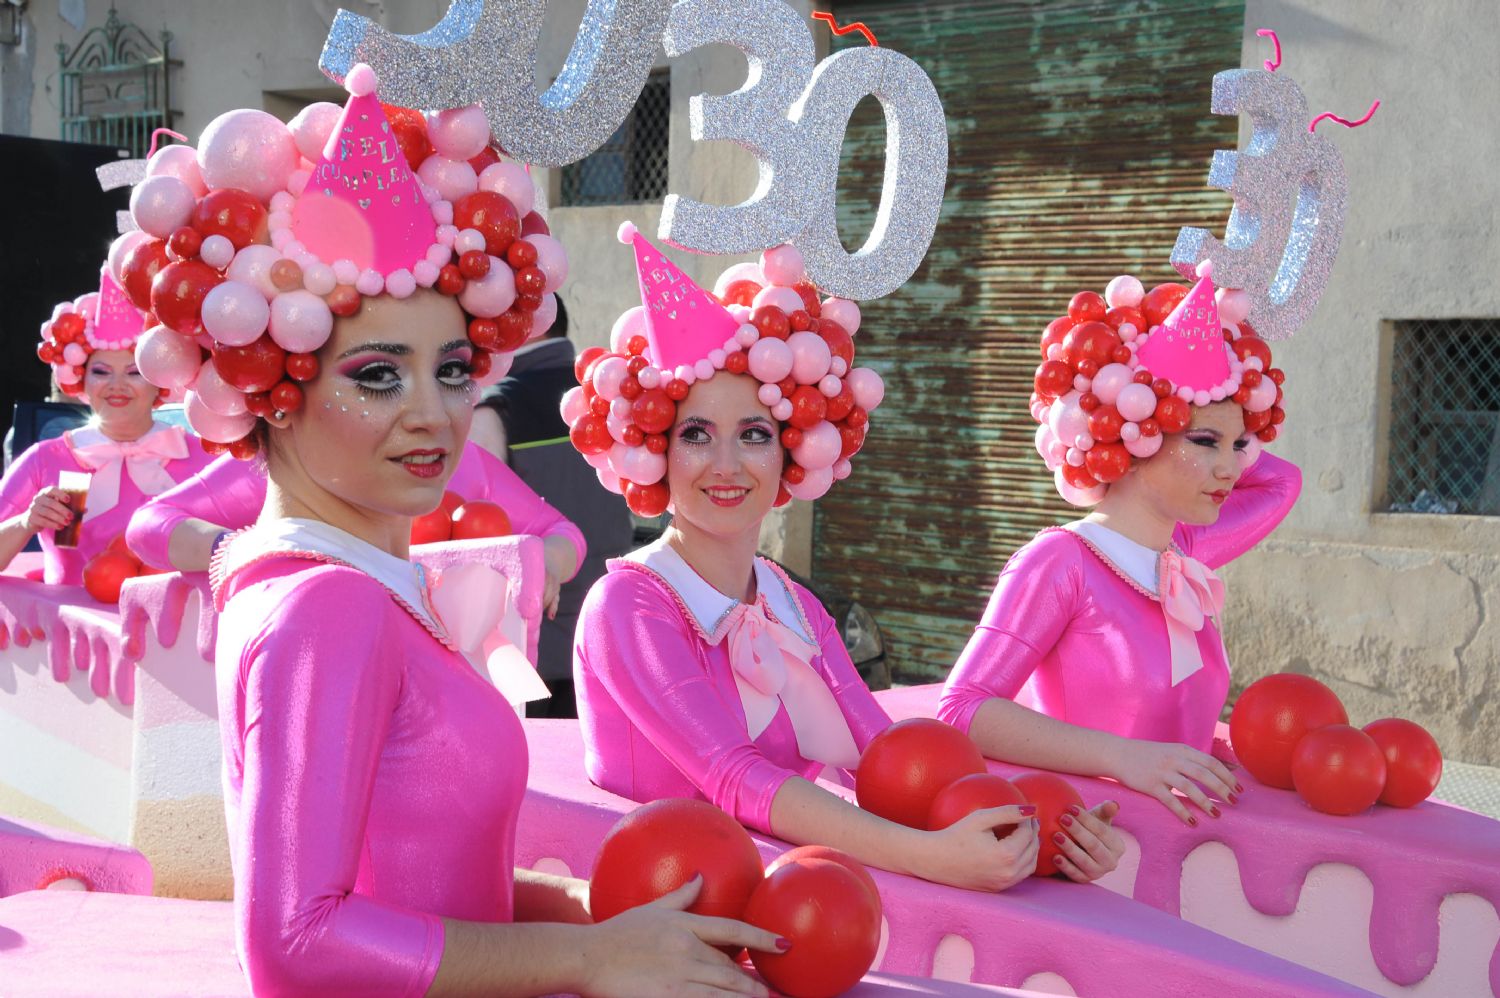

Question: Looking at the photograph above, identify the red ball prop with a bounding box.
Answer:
[721,279,762,308]
[1153,396,1191,435]
[623,480,670,517]
[745,857,882,998]
[1040,316,1074,359]
[450,501,512,540]
[453,191,520,257]
[1363,718,1443,808]
[1084,442,1130,484]
[574,347,606,384]
[191,188,267,250]
[1291,725,1387,816]
[765,846,880,908]
[631,389,675,435]
[751,305,791,341]
[1011,772,1085,877]
[1087,404,1124,443]
[83,551,140,604]
[787,386,827,430]
[411,491,465,546]
[855,719,986,829]
[818,320,854,366]
[1068,291,1107,323]
[589,798,764,922]
[1230,673,1349,789]
[212,336,286,394]
[151,260,223,335]
[120,239,171,311]
[1141,283,1189,327]
[1062,322,1119,368]
[927,773,1027,839]
[1034,360,1073,400]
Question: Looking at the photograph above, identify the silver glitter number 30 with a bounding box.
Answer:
[662,0,948,300]
[1171,69,1348,341]
[319,0,672,169]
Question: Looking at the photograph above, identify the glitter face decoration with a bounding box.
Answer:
[1170,69,1348,342]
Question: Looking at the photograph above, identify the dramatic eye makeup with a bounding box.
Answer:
[337,340,474,399]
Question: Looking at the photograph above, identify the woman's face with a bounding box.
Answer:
[271,289,474,519]
[1126,401,1248,526]
[82,349,156,432]
[666,372,784,541]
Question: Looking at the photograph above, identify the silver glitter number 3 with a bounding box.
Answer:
[319,0,672,169]
[1171,69,1348,341]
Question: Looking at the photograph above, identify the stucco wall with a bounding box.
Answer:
[1221,1,1500,763]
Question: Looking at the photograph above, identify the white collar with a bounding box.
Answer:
[1064,520,1164,596]
[617,537,813,646]
[220,517,445,638]
[68,420,176,451]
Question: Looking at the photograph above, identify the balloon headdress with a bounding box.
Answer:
[37,266,152,399]
[563,223,886,517]
[121,62,566,458]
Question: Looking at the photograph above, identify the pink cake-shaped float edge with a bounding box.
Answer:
[0,814,152,898]
[876,683,1500,992]
[518,719,1369,998]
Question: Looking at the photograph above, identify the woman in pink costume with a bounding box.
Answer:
[0,270,212,584]
[939,270,1301,826]
[134,67,778,996]
[568,226,1125,890]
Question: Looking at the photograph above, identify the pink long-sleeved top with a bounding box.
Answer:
[939,453,1302,752]
[126,440,586,573]
[214,522,526,997]
[0,425,213,584]
[574,542,892,834]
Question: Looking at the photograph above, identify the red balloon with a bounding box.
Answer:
[514,265,547,296]
[505,239,539,270]
[519,211,550,237]
[168,225,202,260]
[1241,407,1272,435]
[837,422,866,460]
[825,385,855,423]
[1153,396,1191,435]
[590,798,763,922]
[213,336,286,394]
[745,858,882,998]
[191,188,268,250]
[1034,360,1074,400]
[792,280,822,318]
[285,352,319,382]
[570,413,612,455]
[665,379,690,402]
[766,845,879,908]
[450,500,512,540]
[1087,404,1124,443]
[624,480,670,517]
[1061,321,1121,368]
[928,773,1027,839]
[1104,306,1146,332]
[631,389,675,435]
[494,307,530,350]
[574,346,606,385]
[410,490,464,546]
[1232,336,1273,371]
[818,320,854,366]
[751,305,791,341]
[468,146,500,173]
[83,551,140,604]
[1141,283,1190,327]
[452,191,520,257]
[1230,673,1349,789]
[855,719,986,829]
[720,279,762,308]
[269,380,303,415]
[1291,725,1387,816]
[151,260,223,335]
[1040,316,1075,359]
[1068,291,1107,323]
[1363,718,1443,808]
[787,386,827,430]
[120,239,171,311]
[1084,442,1130,484]
[1011,772,1085,876]
[382,104,432,168]
[1061,463,1100,490]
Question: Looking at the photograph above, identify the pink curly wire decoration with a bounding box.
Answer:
[1309,100,1381,133]
[146,128,188,158]
[1256,28,1282,72]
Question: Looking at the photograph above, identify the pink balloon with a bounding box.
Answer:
[1116,382,1158,422]
[747,338,794,384]
[1245,377,1277,413]
[427,105,491,161]
[760,244,805,286]
[751,285,804,316]
[791,421,841,470]
[477,161,535,218]
[785,465,833,502]
[846,367,885,412]
[1035,424,1062,471]
[1091,363,1134,406]
[457,256,515,318]
[108,231,151,285]
[524,234,569,293]
[1104,275,1144,309]
[820,298,861,335]
[199,234,236,270]
[596,466,623,494]
[560,386,587,424]
[1047,392,1089,444]
[193,360,248,416]
[530,293,558,340]
[132,326,198,393]
[196,109,299,203]
[130,175,196,238]
[592,356,630,401]
[268,290,334,354]
[201,281,271,347]
[1216,287,1250,326]
[583,449,610,471]
[786,331,832,385]
[226,245,284,300]
[474,350,512,389]
[62,343,88,366]
[145,144,207,197]
[610,306,647,354]
[289,102,343,162]
[712,262,765,298]
[614,443,666,485]
[417,155,478,203]
[1125,433,1164,459]
[185,390,257,443]
[1054,468,1107,507]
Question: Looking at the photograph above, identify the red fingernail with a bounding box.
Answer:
[1235,783,1245,793]
[1209,805,1221,819]
[1227,793,1238,805]
[1019,805,1037,816]
[1054,854,1066,866]
[1052,831,1066,846]
[1066,804,1082,816]
[776,937,792,952]
[1059,813,1074,827]
[1188,815,1198,827]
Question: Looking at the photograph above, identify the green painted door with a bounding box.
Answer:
[815,0,1245,681]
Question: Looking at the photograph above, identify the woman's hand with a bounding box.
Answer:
[916,804,1040,892]
[579,876,780,998]
[1051,800,1125,883]
[543,567,562,620]
[1110,738,1240,825]
[24,488,74,535]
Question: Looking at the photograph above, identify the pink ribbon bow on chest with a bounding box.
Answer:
[1157,549,1227,686]
[69,426,188,521]
[724,601,860,771]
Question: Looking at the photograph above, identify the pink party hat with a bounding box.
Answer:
[90,265,145,349]
[291,68,435,276]
[1135,273,1229,391]
[619,221,741,372]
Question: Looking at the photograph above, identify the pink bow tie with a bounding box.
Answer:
[69,426,188,520]
[1157,550,1226,686]
[724,601,860,770]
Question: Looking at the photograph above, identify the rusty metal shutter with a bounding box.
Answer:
[814,0,1244,682]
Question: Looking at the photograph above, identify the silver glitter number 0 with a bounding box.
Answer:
[662,0,948,300]
[1171,69,1348,341]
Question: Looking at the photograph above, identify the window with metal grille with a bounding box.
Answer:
[57,8,179,159]
[559,72,668,207]
[1385,319,1500,516]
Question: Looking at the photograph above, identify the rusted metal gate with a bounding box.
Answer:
[814,0,1244,682]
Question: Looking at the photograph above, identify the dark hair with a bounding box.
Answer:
[547,298,570,340]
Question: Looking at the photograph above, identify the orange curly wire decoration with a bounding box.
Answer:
[812,11,879,47]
